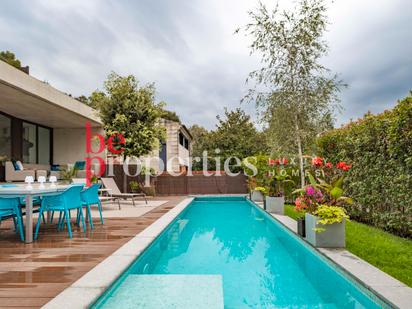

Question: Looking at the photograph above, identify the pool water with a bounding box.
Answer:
[93,197,387,308]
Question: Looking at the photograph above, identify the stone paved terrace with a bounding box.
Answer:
[0,196,187,308]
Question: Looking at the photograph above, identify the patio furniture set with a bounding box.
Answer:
[0,177,147,243]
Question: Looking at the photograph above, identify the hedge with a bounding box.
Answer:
[317,94,412,238]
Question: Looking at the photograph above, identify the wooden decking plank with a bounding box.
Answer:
[0,196,186,308]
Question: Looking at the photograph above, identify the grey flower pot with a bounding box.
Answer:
[251,190,264,202]
[265,196,284,214]
[305,213,346,248]
[297,218,306,237]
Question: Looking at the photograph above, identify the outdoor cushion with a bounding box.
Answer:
[16,161,24,171]
[74,161,86,170]
[12,160,19,170]
[51,164,60,171]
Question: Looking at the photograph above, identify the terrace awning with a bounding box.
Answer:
[0,60,101,128]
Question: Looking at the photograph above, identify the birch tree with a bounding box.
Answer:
[240,0,345,187]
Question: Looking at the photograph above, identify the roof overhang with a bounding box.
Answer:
[0,60,102,128]
[180,125,193,140]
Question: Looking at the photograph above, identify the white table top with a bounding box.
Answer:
[0,184,71,196]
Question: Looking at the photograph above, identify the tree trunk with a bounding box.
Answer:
[295,118,305,188]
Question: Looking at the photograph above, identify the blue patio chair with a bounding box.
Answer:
[34,185,86,239]
[19,196,46,223]
[0,197,25,242]
[79,183,104,229]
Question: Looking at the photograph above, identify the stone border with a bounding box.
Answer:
[42,197,194,309]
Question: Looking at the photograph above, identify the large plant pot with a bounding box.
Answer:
[251,190,264,202]
[305,213,345,248]
[265,196,284,214]
[297,218,306,237]
[0,165,4,182]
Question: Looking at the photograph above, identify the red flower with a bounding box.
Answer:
[325,162,333,168]
[280,157,288,165]
[275,159,281,165]
[336,162,352,171]
[294,197,307,211]
[336,162,345,169]
[268,159,275,166]
[312,156,323,167]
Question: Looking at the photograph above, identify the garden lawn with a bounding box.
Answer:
[285,205,412,287]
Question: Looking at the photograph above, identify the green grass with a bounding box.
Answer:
[285,204,412,287]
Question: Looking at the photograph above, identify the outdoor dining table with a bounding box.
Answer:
[0,184,71,243]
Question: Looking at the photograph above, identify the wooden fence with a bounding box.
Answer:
[154,173,248,195]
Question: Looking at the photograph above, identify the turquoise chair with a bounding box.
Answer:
[19,196,46,223]
[80,183,104,229]
[0,197,25,242]
[34,185,86,239]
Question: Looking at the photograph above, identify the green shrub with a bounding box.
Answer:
[317,94,412,237]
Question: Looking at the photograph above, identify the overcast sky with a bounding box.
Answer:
[1,0,411,129]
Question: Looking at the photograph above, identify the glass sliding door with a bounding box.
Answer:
[0,114,11,160]
[38,126,51,164]
[22,122,37,163]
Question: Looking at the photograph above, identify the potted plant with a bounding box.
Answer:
[251,186,267,202]
[129,180,141,193]
[265,172,294,214]
[294,196,307,237]
[60,166,79,184]
[305,204,348,247]
[242,155,271,202]
[294,163,352,247]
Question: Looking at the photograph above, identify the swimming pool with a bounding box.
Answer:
[92,196,388,308]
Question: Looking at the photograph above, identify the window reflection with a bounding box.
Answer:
[0,114,11,160]
[22,122,36,163]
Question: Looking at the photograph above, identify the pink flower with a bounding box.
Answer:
[294,197,307,211]
[305,186,316,196]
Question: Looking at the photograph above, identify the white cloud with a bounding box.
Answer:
[0,0,410,129]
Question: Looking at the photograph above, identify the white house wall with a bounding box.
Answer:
[53,128,106,165]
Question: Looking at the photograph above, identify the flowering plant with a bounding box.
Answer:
[254,186,268,195]
[266,157,294,197]
[293,158,353,231]
[293,184,323,213]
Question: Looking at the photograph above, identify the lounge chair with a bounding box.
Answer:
[101,178,147,207]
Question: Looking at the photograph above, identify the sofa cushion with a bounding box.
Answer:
[51,164,60,171]
[16,161,24,171]
[74,161,86,170]
[11,160,19,170]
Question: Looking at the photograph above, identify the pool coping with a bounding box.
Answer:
[42,197,194,309]
[256,204,412,309]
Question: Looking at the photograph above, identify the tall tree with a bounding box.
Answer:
[212,108,267,161]
[94,72,165,161]
[241,0,344,187]
[189,109,267,171]
[189,124,212,170]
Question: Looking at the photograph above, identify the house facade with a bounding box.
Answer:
[157,118,192,173]
[0,60,191,181]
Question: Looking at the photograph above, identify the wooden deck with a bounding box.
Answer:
[0,196,187,308]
